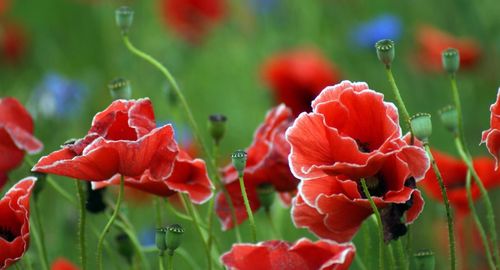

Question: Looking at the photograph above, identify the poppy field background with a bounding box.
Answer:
[2,0,500,269]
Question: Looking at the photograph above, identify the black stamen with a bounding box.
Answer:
[0,226,16,242]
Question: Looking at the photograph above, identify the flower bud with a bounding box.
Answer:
[410,113,432,143]
[85,182,107,214]
[166,224,184,255]
[413,249,435,270]
[438,106,458,134]
[231,150,248,178]
[108,78,131,100]
[375,39,395,67]
[155,227,167,254]
[32,172,47,200]
[208,114,227,145]
[257,183,275,211]
[115,6,134,34]
[116,233,134,265]
[442,48,460,74]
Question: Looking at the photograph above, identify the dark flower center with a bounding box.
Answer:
[356,140,371,153]
[0,226,16,242]
[359,174,386,197]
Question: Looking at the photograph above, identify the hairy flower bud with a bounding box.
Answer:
[438,106,458,134]
[115,6,134,34]
[442,48,460,74]
[375,39,395,67]
[108,78,131,100]
[208,114,227,145]
[231,150,248,178]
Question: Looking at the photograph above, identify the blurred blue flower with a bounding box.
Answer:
[139,228,156,247]
[351,14,402,49]
[28,73,87,119]
[157,121,193,146]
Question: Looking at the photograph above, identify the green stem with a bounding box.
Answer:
[155,198,163,227]
[31,201,49,270]
[75,181,87,270]
[396,239,408,270]
[265,209,280,239]
[238,176,257,242]
[360,179,384,270]
[97,176,125,270]
[385,67,414,138]
[387,244,396,270]
[465,171,496,270]
[168,254,174,270]
[114,220,149,270]
[159,254,165,270]
[449,75,468,149]
[354,255,368,270]
[424,145,456,270]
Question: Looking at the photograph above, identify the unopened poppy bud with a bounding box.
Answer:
[115,6,134,34]
[166,224,184,255]
[232,150,247,178]
[32,172,47,199]
[85,182,107,214]
[257,183,275,211]
[438,106,458,134]
[116,233,134,265]
[155,227,167,254]
[375,39,395,68]
[208,114,227,145]
[442,48,460,74]
[413,249,435,270]
[410,113,432,143]
[108,78,131,100]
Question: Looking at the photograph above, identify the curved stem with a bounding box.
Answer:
[385,68,414,140]
[238,176,257,242]
[97,176,124,270]
[360,178,384,270]
[75,181,87,270]
[31,200,49,270]
[424,145,456,270]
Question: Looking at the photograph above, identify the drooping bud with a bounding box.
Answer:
[116,233,134,265]
[410,113,432,143]
[375,39,395,68]
[257,183,275,211]
[85,182,107,214]
[32,172,47,200]
[231,150,247,178]
[413,249,435,270]
[438,106,458,134]
[108,78,131,100]
[165,224,184,255]
[442,48,460,74]
[208,114,227,145]
[115,6,134,34]
[155,227,167,254]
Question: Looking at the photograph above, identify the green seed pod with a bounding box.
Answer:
[438,105,458,134]
[375,39,395,67]
[410,113,432,143]
[208,114,227,145]
[413,249,435,270]
[116,233,134,265]
[442,48,460,74]
[257,183,275,211]
[231,150,248,178]
[155,227,167,253]
[115,6,134,34]
[108,78,131,100]
[166,224,184,255]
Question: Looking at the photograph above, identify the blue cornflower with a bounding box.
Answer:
[351,14,402,49]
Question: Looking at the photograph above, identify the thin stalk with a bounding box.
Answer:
[31,201,49,270]
[75,181,87,270]
[385,67,414,138]
[449,75,468,150]
[238,175,257,242]
[360,178,384,270]
[96,176,125,270]
[395,239,408,270]
[465,171,496,270]
[114,220,150,270]
[159,254,165,270]
[155,197,163,227]
[387,244,396,270]
[424,145,456,270]
[168,254,174,270]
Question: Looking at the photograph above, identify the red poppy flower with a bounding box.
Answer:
[416,25,481,71]
[261,48,341,116]
[215,104,298,230]
[221,238,355,270]
[33,98,178,182]
[0,97,43,189]
[92,150,213,204]
[51,258,79,270]
[160,0,225,44]
[1,22,27,64]
[0,177,36,269]
[419,149,500,215]
[482,90,500,166]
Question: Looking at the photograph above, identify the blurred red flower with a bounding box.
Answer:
[93,149,213,204]
[51,258,79,270]
[0,97,43,190]
[33,99,178,182]
[419,149,500,215]
[0,177,36,269]
[0,22,27,64]
[287,81,429,242]
[221,238,355,270]
[215,104,298,230]
[0,0,9,15]
[482,90,500,166]
[416,25,481,71]
[261,48,341,116]
[160,0,225,44]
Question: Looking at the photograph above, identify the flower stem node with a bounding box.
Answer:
[166,224,184,255]
[375,39,395,68]
[413,249,435,270]
[115,6,134,35]
[257,183,275,211]
[410,113,432,143]
[108,78,131,100]
[232,150,248,178]
[442,48,460,74]
[115,233,134,265]
[438,105,458,134]
[155,227,167,254]
[208,114,227,145]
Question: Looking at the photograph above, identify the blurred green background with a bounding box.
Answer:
[2,0,500,269]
